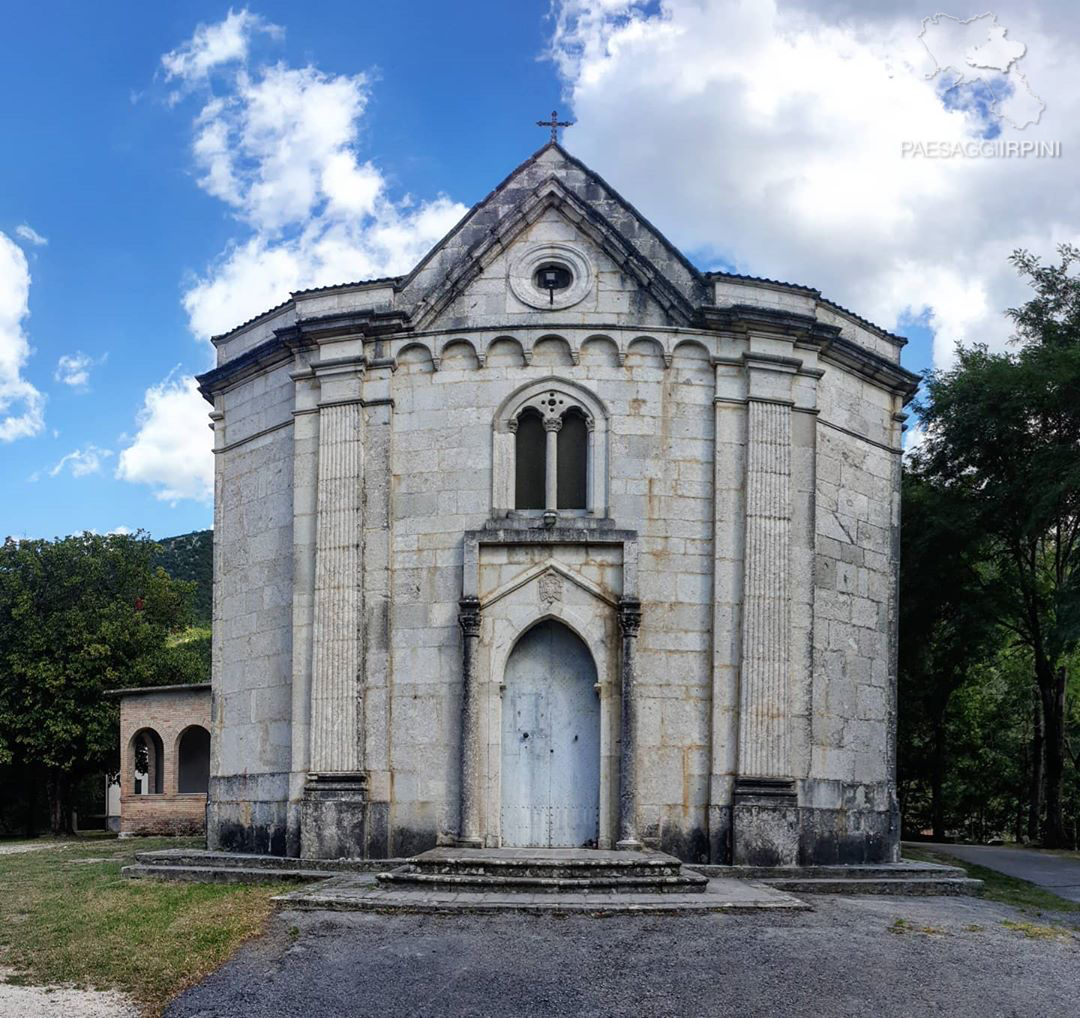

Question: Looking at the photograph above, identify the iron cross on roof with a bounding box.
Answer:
[537,109,574,143]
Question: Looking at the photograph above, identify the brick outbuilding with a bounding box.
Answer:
[112,683,211,837]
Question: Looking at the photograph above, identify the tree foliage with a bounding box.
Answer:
[903,245,1080,845]
[153,529,213,625]
[0,532,205,834]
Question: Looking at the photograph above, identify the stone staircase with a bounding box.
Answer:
[122,847,981,907]
[376,847,709,895]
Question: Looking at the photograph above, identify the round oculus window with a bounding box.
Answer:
[509,243,593,310]
[534,263,573,293]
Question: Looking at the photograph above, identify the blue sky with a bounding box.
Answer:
[9,1,1063,542]
[0,1,574,540]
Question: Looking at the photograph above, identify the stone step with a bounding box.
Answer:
[402,847,685,881]
[764,876,983,896]
[377,867,708,895]
[275,876,810,915]
[692,862,970,882]
[122,863,333,884]
[132,849,404,874]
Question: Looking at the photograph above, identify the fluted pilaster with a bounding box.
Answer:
[310,401,363,775]
[738,399,791,778]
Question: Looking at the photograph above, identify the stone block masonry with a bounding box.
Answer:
[196,141,919,866]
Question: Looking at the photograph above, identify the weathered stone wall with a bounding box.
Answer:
[804,365,901,862]
[382,329,718,857]
[206,363,296,855]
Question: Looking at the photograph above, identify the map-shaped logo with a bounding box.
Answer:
[919,13,1044,130]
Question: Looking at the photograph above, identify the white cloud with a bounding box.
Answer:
[54,351,105,389]
[108,525,134,536]
[902,420,927,460]
[50,445,113,478]
[0,231,45,442]
[14,224,47,247]
[166,14,467,340]
[161,7,282,91]
[548,0,1080,368]
[116,374,213,504]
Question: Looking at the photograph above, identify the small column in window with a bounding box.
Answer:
[543,417,562,511]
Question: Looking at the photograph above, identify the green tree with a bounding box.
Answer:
[898,470,998,839]
[913,245,1080,846]
[0,532,204,834]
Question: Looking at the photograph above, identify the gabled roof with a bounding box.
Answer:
[396,141,708,326]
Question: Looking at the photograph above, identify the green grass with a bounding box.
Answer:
[904,845,1080,915]
[0,836,290,1016]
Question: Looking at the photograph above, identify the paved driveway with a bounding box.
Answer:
[165,895,1080,1018]
[921,843,1080,903]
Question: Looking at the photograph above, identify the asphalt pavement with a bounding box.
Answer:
[920,843,1080,903]
[165,894,1080,1018]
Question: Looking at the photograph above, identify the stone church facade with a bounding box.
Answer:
[196,142,918,866]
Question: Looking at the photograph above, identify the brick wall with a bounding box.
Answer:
[118,686,211,837]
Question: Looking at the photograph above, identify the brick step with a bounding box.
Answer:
[764,876,983,896]
[122,863,333,884]
[377,868,708,895]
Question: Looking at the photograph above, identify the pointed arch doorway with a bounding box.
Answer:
[500,619,600,848]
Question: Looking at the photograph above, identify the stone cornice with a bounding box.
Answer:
[198,304,919,406]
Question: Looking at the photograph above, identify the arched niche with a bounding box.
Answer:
[176,725,211,794]
[438,339,481,371]
[625,336,666,371]
[671,339,713,387]
[579,335,621,367]
[529,336,574,368]
[396,342,435,374]
[486,337,527,368]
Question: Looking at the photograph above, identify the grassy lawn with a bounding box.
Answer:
[904,845,1080,915]
[0,835,291,1016]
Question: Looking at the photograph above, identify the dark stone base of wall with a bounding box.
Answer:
[298,775,397,860]
[207,774,289,856]
[700,783,899,867]
[732,779,800,867]
[301,775,366,860]
[707,805,732,865]
[206,775,898,866]
[797,804,899,865]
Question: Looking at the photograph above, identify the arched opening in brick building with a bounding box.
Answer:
[177,725,211,793]
[131,728,164,795]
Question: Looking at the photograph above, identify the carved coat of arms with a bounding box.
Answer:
[538,570,563,607]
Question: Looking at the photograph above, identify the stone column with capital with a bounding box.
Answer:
[543,416,561,513]
[457,596,483,847]
[616,596,643,850]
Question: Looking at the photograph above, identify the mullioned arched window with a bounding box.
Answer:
[494,379,608,518]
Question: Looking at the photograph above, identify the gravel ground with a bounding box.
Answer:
[165,895,1080,1018]
[0,841,67,856]
[0,968,136,1018]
